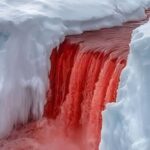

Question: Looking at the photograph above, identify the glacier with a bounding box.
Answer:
[0,0,150,147]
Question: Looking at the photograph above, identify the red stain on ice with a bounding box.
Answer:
[0,11,150,150]
[45,35,127,150]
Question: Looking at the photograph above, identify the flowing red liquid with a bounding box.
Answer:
[44,35,127,150]
[0,11,150,150]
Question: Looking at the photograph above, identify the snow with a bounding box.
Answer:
[100,19,150,150]
[0,0,150,138]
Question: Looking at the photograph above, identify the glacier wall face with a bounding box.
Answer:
[100,21,150,150]
[0,0,150,138]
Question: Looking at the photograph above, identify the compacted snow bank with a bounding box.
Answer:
[0,0,150,138]
[100,20,150,150]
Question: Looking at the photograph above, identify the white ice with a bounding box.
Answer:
[100,16,150,150]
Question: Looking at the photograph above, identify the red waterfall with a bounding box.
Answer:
[0,11,149,150]
[44,28,129,150]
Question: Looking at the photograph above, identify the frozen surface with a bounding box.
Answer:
[100,20,150,150]
[0,0,150,138]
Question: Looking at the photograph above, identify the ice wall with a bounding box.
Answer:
[100,20,150,150]
[0,0,150,138]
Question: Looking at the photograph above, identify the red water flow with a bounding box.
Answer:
[45,39,127,150]
[0,11,150,150]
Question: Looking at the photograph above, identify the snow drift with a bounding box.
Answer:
[100,17,150,150]
[0,0,150,140]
